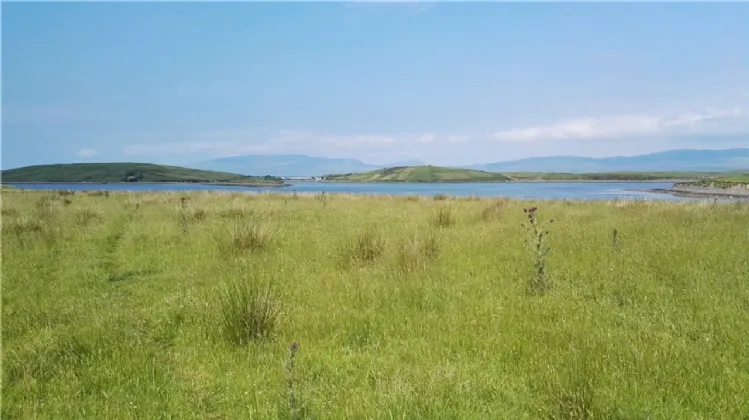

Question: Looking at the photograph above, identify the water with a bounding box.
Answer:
[3,181,704,201]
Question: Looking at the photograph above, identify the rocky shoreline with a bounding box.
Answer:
[647,185,749,200]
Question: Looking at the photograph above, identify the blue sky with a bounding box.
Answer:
[2,2,748,169]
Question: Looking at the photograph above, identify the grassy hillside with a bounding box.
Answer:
[325,165,511,182]
[1,163,285,185]
[3,189,749,418]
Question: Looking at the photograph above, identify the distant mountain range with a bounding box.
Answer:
[187,154,425,177]
[467,148,749,173]
[186,148,749,176]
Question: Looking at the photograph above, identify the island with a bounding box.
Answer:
[320,165,748,184]
[0,163,289,187]
[322,165,512,182]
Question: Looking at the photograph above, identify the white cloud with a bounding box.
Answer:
[491,107,746,142]
[76,148,98,158]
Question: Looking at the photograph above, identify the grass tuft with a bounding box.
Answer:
[433,205,455,227]
[219,207,253,219]
[191,208,208,222]
[396,232,440,273]
[480,198,508,221]
[75,208,103,227]
[3,216,44,236]
[217,275,281,345]
[344,229,386,265]
[226,221,274,253]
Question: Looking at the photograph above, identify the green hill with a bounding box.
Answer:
[1,163,285,185]
[324,165,512,182]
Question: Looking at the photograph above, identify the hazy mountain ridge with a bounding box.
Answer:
[188,154,425,176]
[468,148,749,173]
[187,149,749,176]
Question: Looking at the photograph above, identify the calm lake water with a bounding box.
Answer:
[4,181,703,201]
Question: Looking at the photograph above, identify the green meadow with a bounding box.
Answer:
[2,189,749,419]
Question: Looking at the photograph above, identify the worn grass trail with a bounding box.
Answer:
[2,189,749,419]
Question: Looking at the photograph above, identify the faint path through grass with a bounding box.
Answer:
[100,207,135,282]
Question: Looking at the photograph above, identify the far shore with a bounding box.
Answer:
[1,181,292,188]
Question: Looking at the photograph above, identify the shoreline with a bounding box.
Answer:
[316,179,688,184]
[642,187,749,200]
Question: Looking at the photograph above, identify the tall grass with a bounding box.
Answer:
[2,188,748,419]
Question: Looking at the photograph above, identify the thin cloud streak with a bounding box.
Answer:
[491,107,746,142]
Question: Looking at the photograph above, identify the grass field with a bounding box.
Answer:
[717,174,749,183]
[324,165,511,182]
[2,189,749,419]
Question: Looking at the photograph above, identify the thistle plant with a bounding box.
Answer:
[286,342,300,420]
[611,228,619,250]
[179,196,188,234]
[521,206,555,293]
